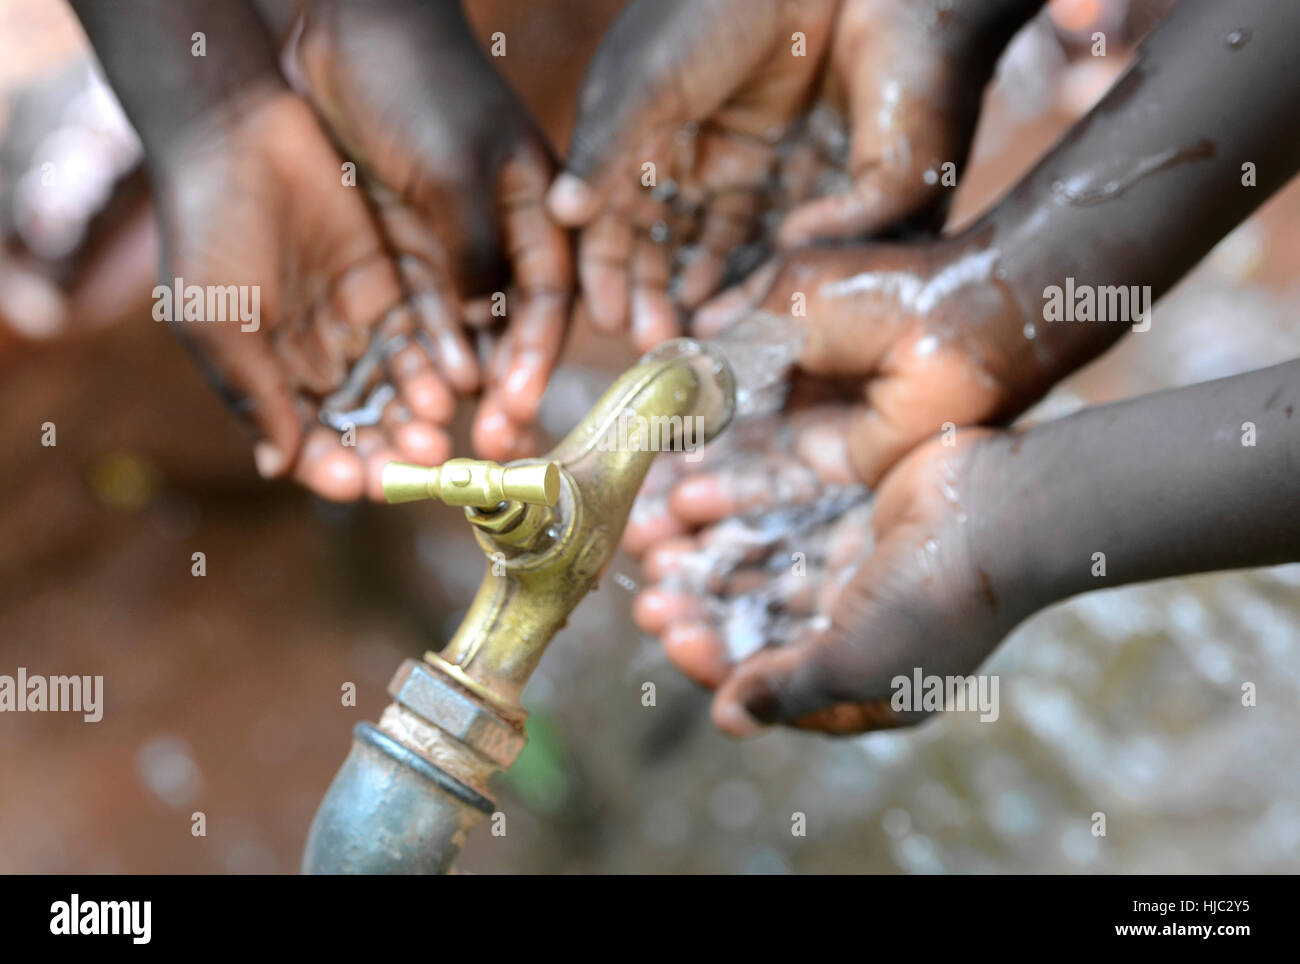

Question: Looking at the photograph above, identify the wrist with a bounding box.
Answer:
[152,78,289,177]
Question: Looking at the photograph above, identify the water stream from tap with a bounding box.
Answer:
[641,312,875,659]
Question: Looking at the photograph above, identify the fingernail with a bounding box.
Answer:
[504,350,545,404]
[253,441,286,479]
[547,173,596,223]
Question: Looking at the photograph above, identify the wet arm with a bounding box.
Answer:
[971,0,1300,395]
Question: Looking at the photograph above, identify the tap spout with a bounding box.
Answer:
[440,346,734,708]
[302,342,734,874]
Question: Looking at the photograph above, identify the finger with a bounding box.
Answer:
[381,399,452,466]
[662,620,730,688]
[633,588,708,635]
[353,427,402,503]
[549,0,787,223]
[711,636,905,736]
[179,329,302,481]
[623,493,688,557]
[668,455,820,526]
[497,150,573,424]
[577,211,634,333]
[676,190,761,309]
[463,296,496,329]
[630,236,679,352]
[330,249,404,356]
[847,341,1006,486]
[389,342,456,424]
[282,299,347,395]
[392,419,453,467]
[778,164,938,247]
[643,535,700,582]
[690,257,782,337]
[792,409,858,485]
[399,256,480,394]
[471,391,527,462]
[777,55,960,247]
[777,126,830,207]
[293,426,365,502]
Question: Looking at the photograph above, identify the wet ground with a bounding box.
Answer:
[1,0,1297,873]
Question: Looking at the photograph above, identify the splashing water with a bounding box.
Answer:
[642,312,875,656]
[643,310,806,424]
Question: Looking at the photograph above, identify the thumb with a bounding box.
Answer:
[549,0,786,226]
[777,61,955,247]
[712,630,907,737]
[180,334,303,481]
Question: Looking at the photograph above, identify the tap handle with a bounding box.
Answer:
[382,459,560,508]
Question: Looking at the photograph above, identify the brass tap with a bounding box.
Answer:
[303,343,736,874]
[381,459,560,509]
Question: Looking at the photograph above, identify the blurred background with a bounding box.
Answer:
[2,0,1298,873]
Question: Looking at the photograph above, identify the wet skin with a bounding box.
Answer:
[547,0,1039,352]
[631,359,1300,736]
[72,0,575,500]
[258,0,573,462]
[632,0,1300,734]
[689,0,1300,488]
[70,0,448,501]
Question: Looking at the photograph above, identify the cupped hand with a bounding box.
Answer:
[693,236,1037,487]
[627,409,1028,736]
[547,0,1005,351]
[290,0,572,460]
[153,86,451,502]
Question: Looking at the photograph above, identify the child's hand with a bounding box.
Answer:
[546,0,1015,349]
[154,87,446,502]
[289,0,572,460]
[627,414,1025,736]
[693,239,1038,487]
[776,0,1002,245]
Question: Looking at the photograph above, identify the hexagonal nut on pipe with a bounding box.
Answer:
[388,659,525,768]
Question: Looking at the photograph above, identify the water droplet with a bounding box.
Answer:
[1023,322,1037,340]
[1226,29,1250,49]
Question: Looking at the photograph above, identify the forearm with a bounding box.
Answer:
[70,0,284,163]
[973,359,1300,613]
[977,0,1300,389]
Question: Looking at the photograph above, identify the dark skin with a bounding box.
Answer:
[630,0,1300,734]
[639,360,1300,736]
[547,0,1043,349]
[687,0,1300,487]
[255,0,572,460]
[71,0,572,499]
[69,0,441,500]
